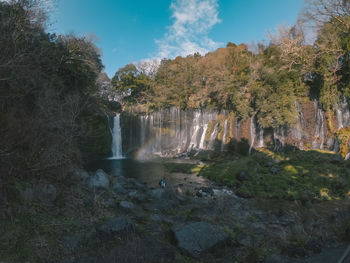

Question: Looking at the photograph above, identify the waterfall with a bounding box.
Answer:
[134,108,219,159]
[187,111,202,151]
[199,123,208,149]
[257,126,264,148]
[209,122,219,150]
[111,114,123,159]
[292,100,305,140]
[313,101,325,149]
[273,127,285,152]
[336,97,350,129]
[221,119,229,151]
[248,116,256,155]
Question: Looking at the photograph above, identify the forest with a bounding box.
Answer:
[0,0,112,182]
[113,0,350,130]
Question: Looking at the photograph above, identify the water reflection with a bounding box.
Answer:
[86,159,166,187]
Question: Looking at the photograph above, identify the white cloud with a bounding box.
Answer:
[154,0,222,59]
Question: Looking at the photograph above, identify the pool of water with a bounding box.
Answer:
[85,158,210,189]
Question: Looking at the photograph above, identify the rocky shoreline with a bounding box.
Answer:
[53,166,350,263]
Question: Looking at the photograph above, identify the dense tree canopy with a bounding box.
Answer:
[112,0,350,130]
[0,0,108,180]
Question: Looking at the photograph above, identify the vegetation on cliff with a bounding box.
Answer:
[0,0,112,181]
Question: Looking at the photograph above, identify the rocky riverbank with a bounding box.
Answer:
[1,164,350,262]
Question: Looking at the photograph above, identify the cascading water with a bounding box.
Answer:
[209,122,219,150]
[188,111,203,151]
[248,116,256,155]
[133,108,219,159]
[199,123,208,149]
[273,127,285,152]
[336,97,350,129]
[111,114,123,159]
[312,101,325,149]
[292,100,305,140]
[221,119,229,151]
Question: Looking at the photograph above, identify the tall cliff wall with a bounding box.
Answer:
[118,98,350,159]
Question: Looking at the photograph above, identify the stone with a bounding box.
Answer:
[105,198,117,208]
[88,169,109,189]
[263,254,288,263]
[305,238,323,253]
[267,161,274,167]
[71,166,89,182]
[19,187,33,203]
[236,233,253,247]
[148,189,166,199]
[270,166,278,175]
[96,216,134,238]
[171,221,230,257]
[62,235,83,253]
[128,191,147,203]
[112,182,127,194]
[128,178,147,190]
[213,188,240,199]
[150,214,163,222]
[33,183,57,203]
[119,200,135,210]
[88,237,175,263]
[196,187,213,197]
[237,171,249,181]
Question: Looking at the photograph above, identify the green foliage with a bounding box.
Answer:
[336,127,350,158]
[0,1,107,179]
[198,149,350,200]
[111,64,151,106]
[163,162,198,174]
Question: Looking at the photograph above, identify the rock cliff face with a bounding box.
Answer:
[117,99,350,159]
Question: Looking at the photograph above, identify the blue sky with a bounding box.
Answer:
[50,0,304,78]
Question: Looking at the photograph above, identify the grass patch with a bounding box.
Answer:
[198,149,350,200]
[163,162,198,174]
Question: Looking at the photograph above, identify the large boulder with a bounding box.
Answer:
[88,169,110,189]
[96,216,134,239]
[171,221,230,257]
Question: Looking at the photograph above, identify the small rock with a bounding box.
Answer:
[128,191,147,203]
[105,198,117,208]
[150,214,163,222]
[71,166,89,182]
[237,171,249,181]
[148,189,166,199]
[88,169,109,190]
[270,166,278,175]
[128,178,146,190]
[263,254,287,263]
[267,161,274,167]
[33,183,57,203]
[62,235,83,253]
[236,233,252,246]
[113,182,127,194]
[305,238,323,253]
[119,200,135,210]
[19,187,33,203]
[96,216,134,238]
[196,187,213,197]
[171,221,230,257]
